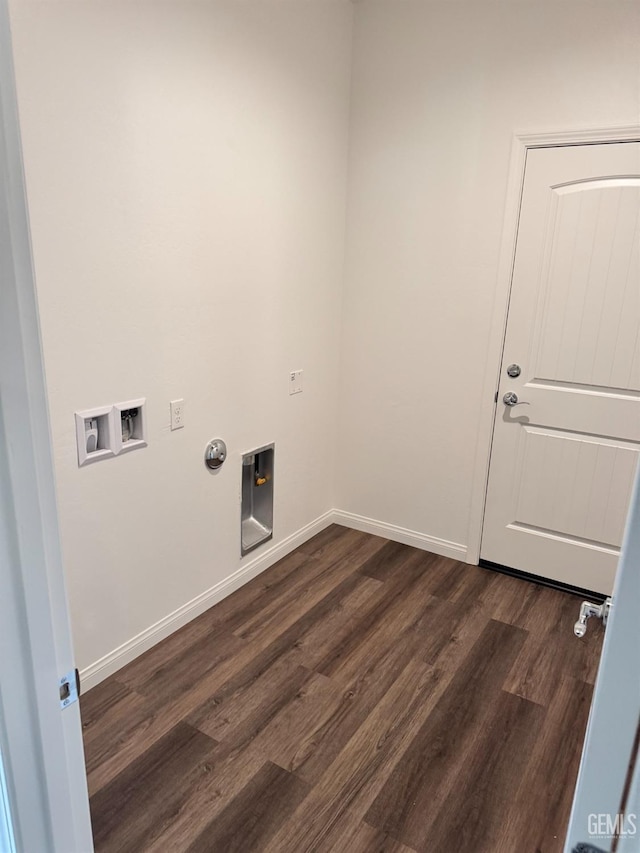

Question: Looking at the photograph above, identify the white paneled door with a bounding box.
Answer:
[482,142,640,596]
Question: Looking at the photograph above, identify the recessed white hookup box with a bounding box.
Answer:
[75,405,116,466]
[75,398,147,466]
[113,398,147,455]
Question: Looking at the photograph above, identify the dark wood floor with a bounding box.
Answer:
[81,525,604,853]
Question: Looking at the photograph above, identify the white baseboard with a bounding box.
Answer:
[81,508,467,692]
[80,510,334,692]
[331,510,468,562]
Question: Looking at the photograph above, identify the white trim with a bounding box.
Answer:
[465,124,640,566]
[81,505,470,691]
[514,124,640,148]
[0,1,94,849]
[81,510,334,691]
[0,750,16,853]
[332,510,467,561]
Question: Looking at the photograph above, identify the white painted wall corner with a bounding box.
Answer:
[332,510,468,563]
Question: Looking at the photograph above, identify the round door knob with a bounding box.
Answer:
[205,439,227,470]
[503,392,519,407]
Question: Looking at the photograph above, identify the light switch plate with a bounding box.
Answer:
[289,370,303,395]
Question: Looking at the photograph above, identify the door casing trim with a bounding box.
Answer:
[465,124,640,566]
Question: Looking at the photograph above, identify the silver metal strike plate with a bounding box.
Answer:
[59,669,79,709]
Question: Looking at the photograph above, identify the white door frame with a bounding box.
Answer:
[0,750,16,853]
[564,465,640,851]
[466,123,640,567]
[0,3,94,850]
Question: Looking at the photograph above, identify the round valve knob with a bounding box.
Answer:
[205,439,227,470]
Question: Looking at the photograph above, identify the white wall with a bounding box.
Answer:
[8,0,640,682]
[9,0,353,674]
[337,0,640,555]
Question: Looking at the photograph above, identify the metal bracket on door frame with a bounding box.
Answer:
[59,668,80,709]
[574,598,611,638]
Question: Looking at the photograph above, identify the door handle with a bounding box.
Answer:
[503,392,519,407]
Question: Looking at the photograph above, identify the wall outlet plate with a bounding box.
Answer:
[289,370,303,395]
[170,399,184,430]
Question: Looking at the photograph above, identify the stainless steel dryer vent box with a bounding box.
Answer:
[241,443,274,556]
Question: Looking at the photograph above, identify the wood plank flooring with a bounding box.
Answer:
[81,525,604,853]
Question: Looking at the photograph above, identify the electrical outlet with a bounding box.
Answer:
[170,399,185,430]
[289,370,303,395]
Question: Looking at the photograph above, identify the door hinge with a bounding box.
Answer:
[59,668,80,709]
